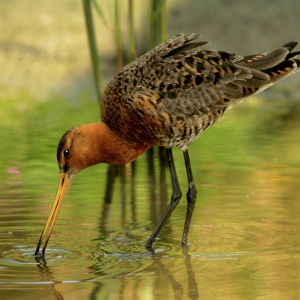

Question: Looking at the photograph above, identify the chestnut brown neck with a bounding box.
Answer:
[76,122,152,167]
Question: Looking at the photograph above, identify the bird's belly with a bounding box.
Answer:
[151,105,228,149]
[164,130,202,149]
[151,114,217,150]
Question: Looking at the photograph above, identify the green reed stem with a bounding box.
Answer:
[82,0,103,105]
[150,0,167,48]
[128,0,137,61]
[115,0,123,69]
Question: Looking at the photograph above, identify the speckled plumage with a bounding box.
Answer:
[101,33,300,149]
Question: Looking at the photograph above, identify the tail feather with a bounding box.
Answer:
[282,41,298,52]
[238,41,299,97]
[261,42,300,83]
[262,59,298,83]
[237,48,288,70]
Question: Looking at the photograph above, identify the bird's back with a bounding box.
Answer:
[101,33,300,149]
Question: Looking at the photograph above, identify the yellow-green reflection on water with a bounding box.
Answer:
[0,92,300,299]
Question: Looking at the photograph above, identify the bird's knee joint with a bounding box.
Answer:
[186,187,197,203]
[171,190,182,204]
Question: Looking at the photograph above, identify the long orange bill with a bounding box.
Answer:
[35,173,73,257]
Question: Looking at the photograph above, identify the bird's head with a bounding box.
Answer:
[35,122,151,257]
[35,123,106,257]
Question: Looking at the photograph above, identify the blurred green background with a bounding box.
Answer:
[1,1,300,299]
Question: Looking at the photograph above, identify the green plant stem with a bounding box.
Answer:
[82,0,103,105]
[128,0,137,61]
[115,0,123,69]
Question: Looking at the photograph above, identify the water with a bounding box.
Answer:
[1,91,300,299]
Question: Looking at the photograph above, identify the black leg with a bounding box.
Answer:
[181,149,197,245]
[145,147,182,248]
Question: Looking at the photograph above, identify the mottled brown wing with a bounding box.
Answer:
[101,33,263,121]
[101,34,203,122]
[131,37,300,120]
[101,34,299,147]
[129,36,271,122]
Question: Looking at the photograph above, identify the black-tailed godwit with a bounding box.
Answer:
[35,33,300,256]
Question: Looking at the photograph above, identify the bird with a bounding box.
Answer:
[35,33,300,256]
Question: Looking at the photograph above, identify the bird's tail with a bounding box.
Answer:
[235,42,300,97]
[238,42,300,83]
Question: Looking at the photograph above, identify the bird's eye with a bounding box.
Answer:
[63,149,70,158]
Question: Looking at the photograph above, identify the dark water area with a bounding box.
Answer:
[1,91,300,299]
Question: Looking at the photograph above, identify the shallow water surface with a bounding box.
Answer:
[1,94,300,299]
